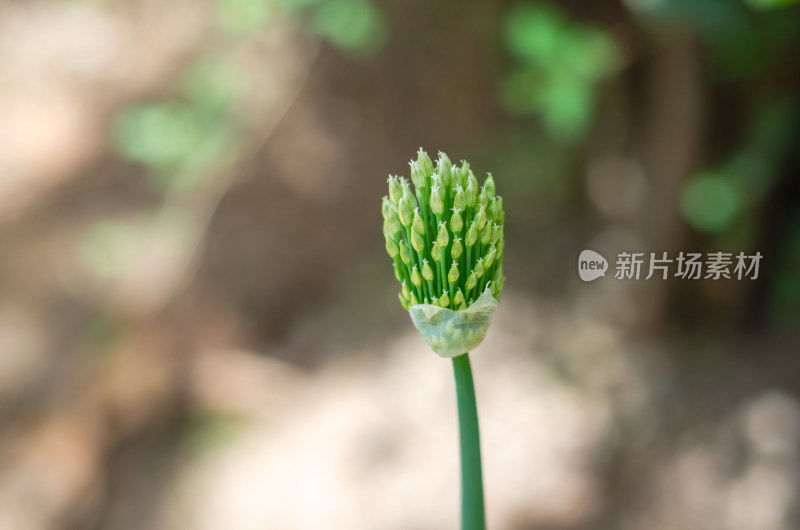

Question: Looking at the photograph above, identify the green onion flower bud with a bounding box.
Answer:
[388,177,403,203]
[453,288,465,309]
[412,208,426,235]
[438,152,452,188]
[465,179,477,208]
[480,220,492,245]
[385,237,399,258]
[439,290,450,308]
[430,296,439,306]
[401,281,412,300]
[410,291,420,306]
[411,266,423,287]
[387,208,402,235]
[410,160,426,190]
[398,197,413,227]
[430,185,444,215]
[399,293,410,310]
[491,223,500,244]
[402,182,418,210]
[459,161,471,187]
[382,196,391,218]
[484,173,495,198]
[448,261,460,283]
[436,222,449,248]
[487,197,499,221]
[453,185,466,210]
[411,229,426,253]
[465,221,478,246]
[399,239,411,265]
[422,259,435,282]
[450,207,463,233]
[478,187,488,210]
[394,262,403,282]
[451,237,463,260]
[484,245,496,268]
[474,204,487,230]
[417,148,434,177]
[431,242,442,262]
[466,271,478,290]
[474,258,485,279]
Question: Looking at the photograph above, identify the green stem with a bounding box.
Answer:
[452,353,485,530]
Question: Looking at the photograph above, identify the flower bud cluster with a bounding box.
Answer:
[382,149,505,310]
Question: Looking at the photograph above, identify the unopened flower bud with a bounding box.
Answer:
[412,208,425,235]
[385,237,399,258]
[459,161,471,187]
[417,148,434,177]
[431,242,442,262]
[478,187,488,209]
[430,296,439,306]
[466,271,478,290]
[399,240,411,265]
[387,208,402,235]
[450,208,463,233]
[475,204,487,230]
[411,229,425,253]
[411,266,422,287]
[410,291,420,306]
[439,290,450,307]
[465,179,477,208]
[430,185,444,215]
[465,221,478,246]
[484,173,495,197]
[491,223,500,243]
[484,246,496,268]
[401,281,411,300]
[474,258,485,278]
[453,288,465,308]
[453,185,466,210]
[422,259,434,282]
[448,262,460,283]
[436,222,449,247]
[410,160,426,189]
[487,197,499,221]
[438,152,452,188]
[398,293,410,310]
[398,197,413,227]
[381,196,391,218]
[388,177,403,203]
[480,221,492,245]
[451,237,463,260]
[394,262,402,282]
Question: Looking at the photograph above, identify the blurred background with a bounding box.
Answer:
[1,0,800,528]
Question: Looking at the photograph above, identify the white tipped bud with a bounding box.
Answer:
[436,222,449,248]
[422,260,434,282]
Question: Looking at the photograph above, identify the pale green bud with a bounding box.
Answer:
[436,222,449,248]
[431,242,442,262]
[459,161,471,187]
[411,266,423,287]
[430,296,439,306]
[385,237,399,258]
[410,160,426,189]
[399,239,411,265]
[484,245,496,268]
[401,280,411,300]
[466,271,477,290]
[474,258,485,278]
[430,185,444,215]
[478,187,488,209]
[381,196,391,218]
[410,292,420,306]
[465,221,478,246]
[487,197,499,221]
[448,262,460,283]
[387,208,402,235]
[491,223,500,243]
[422,259,434,282]
[451,237,463,260]
[394,262,402,282]
[398,293,410,310]
[398,197,413,227]
[417,148,434,177]
[453,185,466,210]
[439,290,450,307]
[412,208,425,235]
[450,207,463,233]
[475,204,487,230]
[411,229,425,253]
[388,177,403,203]
[465,179,477,208]
[453,288,465,308]
[438,152,452,188]
[484,173,495,196]
[480,220,492,245]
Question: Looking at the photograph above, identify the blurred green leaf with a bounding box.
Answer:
[537,75,594,142]
[114,104,205,169]
[680,173,743,234]
[215,0,275,36]
[504,4,565,66]
[180,59,244,115]
[742,0,799,10]
[312,0,387,54]
[79,221,136,279]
